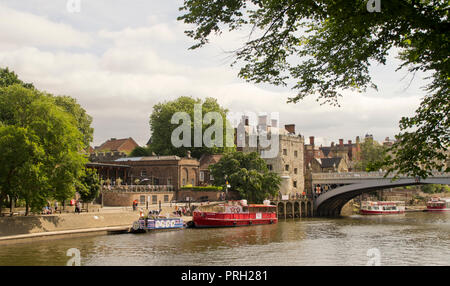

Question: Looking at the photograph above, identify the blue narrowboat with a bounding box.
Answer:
[131,216,184,233]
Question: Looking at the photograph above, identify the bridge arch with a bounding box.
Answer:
[314,177,450,217]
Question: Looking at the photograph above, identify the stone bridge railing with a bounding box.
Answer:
[311,171,449,181]
[101,185,175,192]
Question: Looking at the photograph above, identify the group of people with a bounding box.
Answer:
[173,205,191,217]
[41,199,82,214]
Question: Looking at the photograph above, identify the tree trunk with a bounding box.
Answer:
[25,200,29,216]
[0,194,5,217]
[10,196,14,216]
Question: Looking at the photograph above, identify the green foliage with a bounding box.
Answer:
[0,67,34,89]
[421,184,450,194]
[0,82,88,214]
[77,168,101,203]
[129,146,153,157]
[180,185,223,191]
[209,152,281,203]
[52,95,94,149]
[354,137,388,172]
[149,96,234,158]
[178,0,449,178]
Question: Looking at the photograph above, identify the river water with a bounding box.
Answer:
[1,212,449,266]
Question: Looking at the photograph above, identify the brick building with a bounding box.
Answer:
[94,137,139,154]
[304,136,361,171]
[112,154,200,190]
[198,154,223,186]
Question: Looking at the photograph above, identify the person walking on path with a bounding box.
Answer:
[75,201,81,214]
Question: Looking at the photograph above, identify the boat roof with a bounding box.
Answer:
[363,201,403,205]
[248,204,276,208]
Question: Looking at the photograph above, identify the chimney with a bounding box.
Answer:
[271,119,278,127]
[339,139,344,146]
[285,124,295,134]
[111,138,117,141]
[309,136,315,146]
[356,136,360,143]
[331,142,335,147]
[348,140,352,145]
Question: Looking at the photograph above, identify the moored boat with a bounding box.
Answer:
[426,197,450,212]
[360,201,405,215]
[131,215,184,233]
[192,200,277,228]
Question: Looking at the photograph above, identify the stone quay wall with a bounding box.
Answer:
[0,212,140,237]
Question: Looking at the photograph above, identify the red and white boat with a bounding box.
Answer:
[192,200,277,228]
[426,197,450,212]
[360,201,405,215]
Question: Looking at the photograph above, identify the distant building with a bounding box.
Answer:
[382,136,396,147]
[238,116,305,199]
[112,154,199,190]
[198,154,223,186]
[94,137,139,154]
[310,157,349,173]
[304,136,361,171]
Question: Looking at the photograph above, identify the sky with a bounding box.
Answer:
[0,0,429,148]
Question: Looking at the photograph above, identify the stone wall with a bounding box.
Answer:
[0,212,140,237]
[176,190,240,202]
[102,191,175,207]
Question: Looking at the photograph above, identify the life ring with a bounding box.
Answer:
[132,221,140,231]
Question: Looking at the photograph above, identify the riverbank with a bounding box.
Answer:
[0,205,193,245]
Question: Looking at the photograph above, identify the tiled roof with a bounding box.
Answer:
[315,157,342,168]
[95,137,138,152]
[115,156,182,162]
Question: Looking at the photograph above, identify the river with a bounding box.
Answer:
[0,212,449,266]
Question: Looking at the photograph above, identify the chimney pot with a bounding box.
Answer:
[309,136,315,145]
[339,139,344,146]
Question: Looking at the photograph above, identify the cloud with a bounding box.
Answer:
[0,1,429,147]
[0,4,92,49]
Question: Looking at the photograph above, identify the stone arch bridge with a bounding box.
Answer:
[312,172,450,217]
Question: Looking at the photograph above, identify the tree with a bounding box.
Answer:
[354,137,388,172]
[129,146,153,157]
[209,152,281,203]
[178,0,449,178]
[0,84,87,214]
[0,67,34,89]
[421,184,450,194]
[52,95,94,149]
[76,168,101,211]
[149,96,234,158]
[0,125,44,215]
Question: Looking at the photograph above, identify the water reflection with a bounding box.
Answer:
[0,212,449,266]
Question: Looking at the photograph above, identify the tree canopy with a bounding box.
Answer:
[0,69,93,214]
[354,137,388,172]
[178,0,449,178]
[209,151,281,203]
[149,96,234,158]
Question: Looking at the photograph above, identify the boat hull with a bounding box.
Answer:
[426,207,450,212]
[132,218,184,232]
[360,210,405,215]
[193,212,277,228]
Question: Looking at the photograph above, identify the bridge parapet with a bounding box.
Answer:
[311,171,449,181]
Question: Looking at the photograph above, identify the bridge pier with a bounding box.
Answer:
[274,199,313,219]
